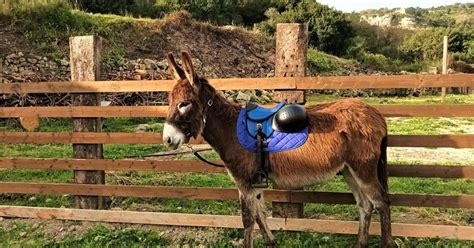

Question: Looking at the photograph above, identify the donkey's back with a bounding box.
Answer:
[270,98,387,188]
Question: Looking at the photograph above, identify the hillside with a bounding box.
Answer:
[359,3,473,29]
[0,7,274,83]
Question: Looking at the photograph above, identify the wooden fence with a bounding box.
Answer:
[1,28,474,240]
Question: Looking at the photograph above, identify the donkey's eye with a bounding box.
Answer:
[178,102,191,109]
[177,101,192,114]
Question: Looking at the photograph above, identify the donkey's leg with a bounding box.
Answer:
[350,167,393,248]
[342,167,373,248]
[239,189,258,248]
[254,191,275,247]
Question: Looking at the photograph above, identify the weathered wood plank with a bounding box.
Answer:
[0,206,472,240]
[0,159,226,173]
[0,183,472,208]
[295,74,474,90]
[1,133,472,147]
[388,164,474,179]
[1,104,473,118]
[1,74,472,94]
[0,159,472,179]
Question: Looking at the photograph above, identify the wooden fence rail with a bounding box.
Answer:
[1,132,473,147]
[1,158,473,179]
[0,182,473,208]
[1,104,474,118]
[1,74,473,94]
[0,206,472,240]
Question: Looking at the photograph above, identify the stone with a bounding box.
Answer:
[236,91,251,101]
[18,52,24,57]
[144,59,155,70]
[60,58,69,66]
[6,53,17,60]
[27,58,38,64]
[156,61,167,69]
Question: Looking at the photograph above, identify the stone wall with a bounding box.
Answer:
[0,52,274,106]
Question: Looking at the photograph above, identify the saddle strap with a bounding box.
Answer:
[253,123,270,188]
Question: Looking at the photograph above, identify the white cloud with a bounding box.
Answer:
[316,0,473,12]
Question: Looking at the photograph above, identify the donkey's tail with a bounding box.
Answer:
[378,135,389,192]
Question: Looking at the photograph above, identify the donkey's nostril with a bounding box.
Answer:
[167,137,172,144]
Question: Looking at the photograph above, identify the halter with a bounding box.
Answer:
[181,97,214,139]
[173,95,225,168]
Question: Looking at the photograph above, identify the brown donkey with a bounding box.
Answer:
[163,52,392,248]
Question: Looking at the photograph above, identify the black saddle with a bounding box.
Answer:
[246,102,307,137]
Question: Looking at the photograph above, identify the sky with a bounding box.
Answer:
[316,0,473,12]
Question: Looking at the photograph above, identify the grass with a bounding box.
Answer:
[307,48,355,75]
[0,223,170,248]
[0,221,473,247]
[0,96,473,246]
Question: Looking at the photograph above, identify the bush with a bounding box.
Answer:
[256,0,353,56]
[359,53,427,73]
[71,0,274,26]
[307,49,347,75]
[400,25,474,62]
[359,53,391,71]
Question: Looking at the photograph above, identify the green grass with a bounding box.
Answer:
[1,221,473,247]
[307,49,355,75]
[0,223,170,248]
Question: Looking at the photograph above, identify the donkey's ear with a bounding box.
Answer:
[181,51,200,87]
[166,53,186,80]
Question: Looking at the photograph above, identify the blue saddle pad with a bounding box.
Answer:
[237,107,309,153]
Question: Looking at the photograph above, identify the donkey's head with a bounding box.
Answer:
[163,52,209,149]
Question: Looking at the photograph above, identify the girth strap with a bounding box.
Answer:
[252,123,270,188]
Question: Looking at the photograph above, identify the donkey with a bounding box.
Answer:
[163,52,392,248]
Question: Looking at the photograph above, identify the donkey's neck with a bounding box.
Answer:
[200,88,240,162]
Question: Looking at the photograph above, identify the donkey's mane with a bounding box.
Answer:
[199,79,240,118]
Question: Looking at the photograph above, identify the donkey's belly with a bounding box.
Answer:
[269,158,346,189]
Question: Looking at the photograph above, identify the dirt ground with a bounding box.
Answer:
[389,147,474,165]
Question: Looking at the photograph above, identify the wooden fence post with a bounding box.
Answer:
[70,36,105,209]
[272,23,307,218]
[441,35,448,101]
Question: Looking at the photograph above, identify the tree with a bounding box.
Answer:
[256,0,353,56]
[400,25,473,61]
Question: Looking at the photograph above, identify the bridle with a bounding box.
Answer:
[174,97,214,140]
[169,95,225,168]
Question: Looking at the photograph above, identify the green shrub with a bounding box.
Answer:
[256,0,353,56]
[400,25,474,62]
[307,49,345,75]
[359,53,391,71]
